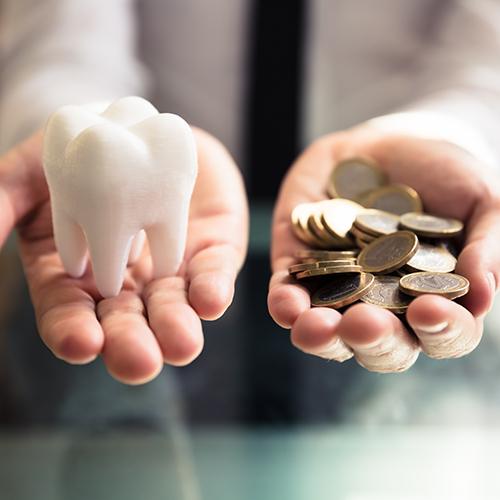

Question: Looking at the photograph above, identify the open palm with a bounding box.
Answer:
[268,128,500,372]
[1,129,248,384]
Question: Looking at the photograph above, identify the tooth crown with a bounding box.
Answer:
[43,96,198,298]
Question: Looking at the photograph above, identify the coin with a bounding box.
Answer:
[320,198,364,238]
[355,237,370,249]
[360,275,413,313]
[399,272,469,299]
[311,272,375,308]
[359,184,422,215]
[296,265,362,280]
[399,212,463,238]
[328,157,387,200]
[308,212,341,247]
[406,243,457,273]
[350,225,377,242]
[291,203,321,246]
[306,201,356,249]
[357,230,419,274]
[295,249,359,260]
[289,259,357,275]
[354,209,400,236]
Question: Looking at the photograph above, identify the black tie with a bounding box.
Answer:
[245,0,307,200]
[243,0,308,423]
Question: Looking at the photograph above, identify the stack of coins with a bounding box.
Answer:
[289,157,470,313]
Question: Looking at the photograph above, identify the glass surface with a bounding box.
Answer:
[1,203,500,500]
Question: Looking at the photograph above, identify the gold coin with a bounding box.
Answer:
[303,215,336,249]
[399,212,463,238]
[355,237,370,249]
[295,249,359,260]
[354,209,400,237]
[360,184,422,215]
[320,198,364,238]
[357,230,419,274]
[291,203,321,246]
[311,272,375,308]
[308,213,337,244]
[360,275,413,314]
[308,214,355,249]
[296,265,362,280]
[328,157,387,201]
[350,225,377,242]
[406,243,457,273]
[289,259,357,275]
[399,272,469,300]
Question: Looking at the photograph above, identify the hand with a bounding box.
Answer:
[268,126,500,372]
[0,128,248,384]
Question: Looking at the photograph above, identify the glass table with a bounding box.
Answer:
[1,203,500,499]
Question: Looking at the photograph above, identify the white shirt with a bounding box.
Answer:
[1,0,500,172]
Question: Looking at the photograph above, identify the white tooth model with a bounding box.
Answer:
[43,96,198,298]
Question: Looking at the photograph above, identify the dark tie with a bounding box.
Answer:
[245,0,307,200]
[243,0,308,423]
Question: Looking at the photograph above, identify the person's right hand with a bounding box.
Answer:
[0,128,248,384]
[268,126,500,372]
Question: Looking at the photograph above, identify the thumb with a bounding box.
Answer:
[455,199,500,317]
[0,132,47,245]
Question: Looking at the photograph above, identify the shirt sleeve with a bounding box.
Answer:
[0,0,149,152]
[367,0,500,172]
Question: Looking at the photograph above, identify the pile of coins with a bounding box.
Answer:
[289,157,470,313]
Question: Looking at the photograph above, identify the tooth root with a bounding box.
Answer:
[128,230,146,265]
[85,227,133,298]
[146,221,187,279]
[52,207,88,277]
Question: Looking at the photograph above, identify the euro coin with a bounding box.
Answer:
[360,275,413,313]
[320,198,364,239]
[311,272,375,308]
[355,237,370,249]
[354,209,400,236]
[358,231,419,274]
[406,243,457,273]
[360,184,422,215]
[399,212,463,238]
[350,225,377,242]
[291,203,321,246]
[328,157,387,200]
[288,259,357,275]
[308,212,340,247]
[399,272,469,299]
[295,249,359,260]
[296,265,362,280]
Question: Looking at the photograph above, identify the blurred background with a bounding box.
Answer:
[2,1,500,499]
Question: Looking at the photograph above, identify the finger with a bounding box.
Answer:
[0,132,47,245]
[183,129,248,320]
[23,250,104,364]
[407,295,482,359]
[456,202,500,317]
[337,303,420,373]
[144,276,204,366]
[97,291,163,385]
[186,243,239,320]
[291,307,353,361]
[267,270,311,328]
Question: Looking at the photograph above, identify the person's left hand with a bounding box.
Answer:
[268,126,500,372]
[0,127,248,384]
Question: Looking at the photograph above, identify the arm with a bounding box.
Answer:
[0,0,148,152]
[268,0,500,372]
[369,0,500,175]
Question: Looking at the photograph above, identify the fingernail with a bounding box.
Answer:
[416,321,448,334]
